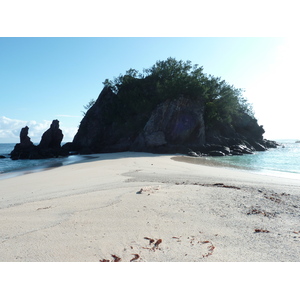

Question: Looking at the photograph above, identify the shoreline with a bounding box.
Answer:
[2,150,300,182]
[0,154,103,180]
[172,155,300,181]
[1,152,300,261]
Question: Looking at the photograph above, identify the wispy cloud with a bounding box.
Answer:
[0,116,77,143]
[0,116,51,143]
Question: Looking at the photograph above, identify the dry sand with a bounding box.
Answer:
[0,152,300,262]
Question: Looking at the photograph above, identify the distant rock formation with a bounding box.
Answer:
[10,120,68,160]
[39,119,63,149]
[20,126,34,147]
[70,86,279,156]
[10,125,37,160]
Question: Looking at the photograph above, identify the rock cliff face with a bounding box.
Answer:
[131,97,206,153]
[72,86,278,156]
[72,86,121,153]
[10,120,68,160]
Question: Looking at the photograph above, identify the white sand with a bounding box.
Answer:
[1,152,300,262]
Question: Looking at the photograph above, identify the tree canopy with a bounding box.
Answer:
[98,57,254,128]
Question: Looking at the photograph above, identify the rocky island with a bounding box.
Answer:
[10,119,68,160]
[3,59,300,264]
[71,58,278,157]
[10,58,279,160]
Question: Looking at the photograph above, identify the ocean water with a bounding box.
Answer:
[207,139,300,180]
[0,143,91,179]
[1,140,300,180]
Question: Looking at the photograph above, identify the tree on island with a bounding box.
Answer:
[98,57,254,129]
[82,99,96,116]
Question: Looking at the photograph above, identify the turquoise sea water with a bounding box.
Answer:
[207,139,300,180]
[0,140,300,180]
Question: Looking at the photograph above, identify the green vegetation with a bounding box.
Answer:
[87,57,255,130]
[82,99,96,116]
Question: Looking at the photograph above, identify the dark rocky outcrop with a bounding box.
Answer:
[71,86,279,156]
[10,120,68,160]
[209,150,226,156]
[72,86,120,154]
[72,88,207,155]
[10,125,37,160]
[37,120,67,158]
[20,126,34,147]
[131,97,205,153]
[39,119,63,149]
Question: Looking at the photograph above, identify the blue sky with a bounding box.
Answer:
[1,37,298,143]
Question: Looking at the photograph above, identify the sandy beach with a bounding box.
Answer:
[1,152,300,262]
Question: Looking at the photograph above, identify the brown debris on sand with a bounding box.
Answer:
[137,185,161,194]
[254,229,270,233]
[99,254,122,262]
[247,208,277,218]
[36,206,52,211]
[200,240,215,258]
[211,183,241,189]
[130,254,140,262]
[111,254,121,262]
[142,237,163,251]
[154,239,162,248]
[144,237,155,245]
[175,181,241,190]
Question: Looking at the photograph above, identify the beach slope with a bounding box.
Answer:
[1,152,300,262]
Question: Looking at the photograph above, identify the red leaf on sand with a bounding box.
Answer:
[144,237,155,244]
[154,239,162,248]
[130,254,140,262]
[111,255,121,262]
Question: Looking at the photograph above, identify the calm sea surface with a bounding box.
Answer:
[207,139,300,180]
[0,143,89,179]
[0,140,300,180]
